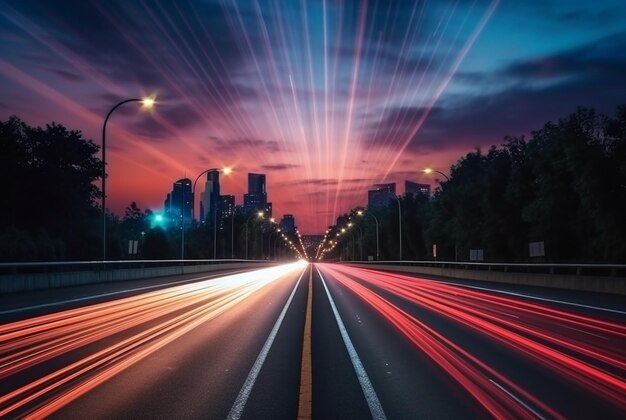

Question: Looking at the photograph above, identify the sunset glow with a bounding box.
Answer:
[2,1,626,233]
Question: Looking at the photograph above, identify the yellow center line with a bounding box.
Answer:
[297,265,313,419]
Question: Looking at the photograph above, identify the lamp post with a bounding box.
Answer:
[101,96,154,261]
[393,196,402,261]
[346,229,356,260]
[192,167,232,259]
[245,211,264,259]
[173,179,188,260]
[350,223,363,261]
[423,168,455,260]
[266,221,277,260]
[357,209,379,261]
[231,206,240,259]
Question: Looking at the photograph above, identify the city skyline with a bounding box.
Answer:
[2,1,626,233]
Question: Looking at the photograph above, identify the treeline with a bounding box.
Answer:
[0,116,294,261]
[1,117,102,261]
[327,106,626,263]
[3,105,625,262]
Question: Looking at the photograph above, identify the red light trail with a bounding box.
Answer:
[317,264,626,417]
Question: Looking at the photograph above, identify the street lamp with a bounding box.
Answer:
[231,206,240,259]
[423,168,450,182]
[192,167,232,259]
[173,179,189,260]
[357,209,379,261]
[192,167,232,220]
[264,218,277,259]
[102,96,155,261]
[351,222,363,261]
[245,211,264,259]
[344,228,356,261]
[393,196,402,261]
[423,168,457,261]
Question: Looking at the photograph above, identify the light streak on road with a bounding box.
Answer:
[317,264,626,417]
[316,266,387,420]
[227,267,306,419]
[0,261,307,418]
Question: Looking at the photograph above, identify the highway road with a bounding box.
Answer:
[1,262,625,419]
[0,262,310,419]
[313,264,626,419]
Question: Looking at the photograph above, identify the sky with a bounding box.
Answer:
[1,0,626,234]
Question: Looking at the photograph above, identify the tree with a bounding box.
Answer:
[0,116,102,260]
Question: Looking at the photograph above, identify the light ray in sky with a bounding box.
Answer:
[1,0,502,232]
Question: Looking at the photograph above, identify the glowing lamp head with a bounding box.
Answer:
[257,211,264,218]
[423,168,433,174]
[141,96,156,109]
[222,167,233,175]
[270,218,275,223]
[357,210,363,216]
[155,214,163,222]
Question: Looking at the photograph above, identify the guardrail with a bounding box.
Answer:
[0,259,274,276]
[341,260,626,278]
[342,260,626,295]
[0,259,280,293]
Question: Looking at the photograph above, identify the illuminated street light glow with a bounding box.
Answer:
[141,95,156,109]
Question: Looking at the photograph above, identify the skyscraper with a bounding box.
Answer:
[200,170,220,224]
[244,173,267,212]
[164,178,193,224]
[367,183,396,207]
[405,180,431,196]
[218,195,235,230]
[280,214,295,233]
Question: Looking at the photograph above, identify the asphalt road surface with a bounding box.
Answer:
[1,262,625,419]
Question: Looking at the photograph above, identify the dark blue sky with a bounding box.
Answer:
[1,0,625,232]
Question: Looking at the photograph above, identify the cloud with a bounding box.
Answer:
[274,178,339,188]
[368,31,626,154]
[261,164,301,171]
[500,32,626,82]
[208,136,287,154]
[49,68,83,83]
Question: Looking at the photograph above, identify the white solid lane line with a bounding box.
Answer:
[227,267,306,420]
[316,266,387,420]
[440,281,626,315]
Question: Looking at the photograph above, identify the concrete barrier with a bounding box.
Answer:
[345,263,626,295]
[0,262,276,294]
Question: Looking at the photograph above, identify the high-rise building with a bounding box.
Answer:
[164,178,193,225]
[248,173,266,194]
[244,173,267,212]
[280,214,295,233]
[200,170,220,224]
[218,195,235,230]
[367,183,396,207]
[405,180,431,196]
